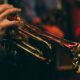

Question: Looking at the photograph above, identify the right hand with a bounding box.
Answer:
[0,4,21,31]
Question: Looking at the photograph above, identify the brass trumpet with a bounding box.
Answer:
[1,13,80,72]
[2,13,53,63]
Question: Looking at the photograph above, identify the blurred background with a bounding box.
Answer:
[0,0,80,80]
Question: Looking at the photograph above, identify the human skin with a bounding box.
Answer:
[0,4,21,31]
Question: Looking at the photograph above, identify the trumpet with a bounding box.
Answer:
[1,13,80,72]
[2,13,53,63]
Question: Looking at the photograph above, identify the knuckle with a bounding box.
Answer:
[6,8,18,14]
[4,4,13,8]
[0,16,2,21]
[6,9,10,13]
[9,9,13,12]
[6,9,12,14]
[4,4,10,6]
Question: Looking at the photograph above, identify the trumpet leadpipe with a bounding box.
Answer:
[17,27,52,49]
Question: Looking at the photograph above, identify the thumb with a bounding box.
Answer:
[0,20,19,30]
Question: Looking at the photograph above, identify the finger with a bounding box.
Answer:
[5,21,19,27]
[0,20,19,30]
[0,8,21,19]
[0,4,13,13]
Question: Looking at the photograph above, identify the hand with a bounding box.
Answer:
[0,4,21,31]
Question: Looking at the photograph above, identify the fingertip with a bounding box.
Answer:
[11,21,20,25]
[18,8,22,11]
[16,8,22,12]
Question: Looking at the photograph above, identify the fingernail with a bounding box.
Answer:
[18,9,22,11]
[9,4,14,7]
